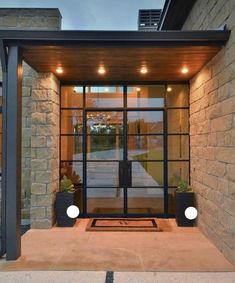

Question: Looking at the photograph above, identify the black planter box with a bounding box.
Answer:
[175,191,195,227]
[55,187,82,227]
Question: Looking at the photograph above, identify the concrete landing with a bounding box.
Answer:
[0,219,234,272]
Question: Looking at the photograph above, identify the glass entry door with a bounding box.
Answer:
[86,110,125,215]
[60,84,190,217]
[85,85,165,216]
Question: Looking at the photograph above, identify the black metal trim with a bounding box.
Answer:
[0,29,230,46]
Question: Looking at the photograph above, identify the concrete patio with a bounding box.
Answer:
[0,219,234,272]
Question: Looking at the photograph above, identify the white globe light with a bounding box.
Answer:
[66,205,80,219]
[185,206,198,220]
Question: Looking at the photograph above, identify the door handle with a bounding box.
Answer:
[127,162,132,187]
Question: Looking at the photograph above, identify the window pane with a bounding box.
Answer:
[87,111,123,134]
[86,86,123,108]
[128,136,163,160]
[128,111,163,134]
[131,161,163,186]
[61,110,83,134]
[167,85,189,107]
[87,188,123,214]
[168,161,189,186]
[128,188,164,214]
[61,86,83,108]
[127,85,164,108]
[168,109,189,133]
[168,135,189,160]
[87,135,123,160]
[60,161,83,184]
[61,136,83,160]
[87,162,119,187]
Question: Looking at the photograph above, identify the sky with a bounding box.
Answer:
[0,0,165,30]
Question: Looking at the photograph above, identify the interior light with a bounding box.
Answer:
[140,67,148,74]
[56,67,63,74]
[181,67,189,74]
[167,86,172,92]
[136,87,141,92]
[98,66,106,75]
[104,87,109,92]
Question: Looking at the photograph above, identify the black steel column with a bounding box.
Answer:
[0,40,7,256]
[5,46,22,260]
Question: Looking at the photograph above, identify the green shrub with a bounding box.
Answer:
[59,176,75,193]
[176,180,192,193]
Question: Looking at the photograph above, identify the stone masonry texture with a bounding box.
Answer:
[183,0,235,266]
[30,73,60,228]
[0,9,61,229]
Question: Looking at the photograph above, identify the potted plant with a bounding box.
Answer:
[175,180,195,227]
[55,175,81,227]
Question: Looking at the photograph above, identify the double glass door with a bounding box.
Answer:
[61,84,190,217]
[86,108,165,216]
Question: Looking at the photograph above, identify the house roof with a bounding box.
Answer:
[0,29,230,82]
[158,0,196,30]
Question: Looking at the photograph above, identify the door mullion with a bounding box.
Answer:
[123,86,128,216]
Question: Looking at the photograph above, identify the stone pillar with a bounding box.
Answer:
[21,63,38,224]
[0,8,62,228]
[30,73,60,229]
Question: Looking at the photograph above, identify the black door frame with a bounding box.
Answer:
[60,82,190,218]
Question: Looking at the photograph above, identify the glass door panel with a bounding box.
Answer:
[87,161,120,187]
[127,111,163,134]
[128,188,164,214]
[131,161,164,187]
[87,187,124,214]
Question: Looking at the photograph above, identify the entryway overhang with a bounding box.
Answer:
[0,29,231,82]
[0,29,230,260]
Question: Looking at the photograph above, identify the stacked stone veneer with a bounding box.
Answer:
[0,8,61,30]
[183,0,235,265]
[30,74,60,228]
[0,8,62,228]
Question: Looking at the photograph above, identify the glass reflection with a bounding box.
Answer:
[61,86,83,108]
[86,86,123,108]
[87,188,123,214]
[127,85,164,107]
[128,136,163,160]
[61,136,83,160]
[61,110,83,134]
[131,161,164,186]
[128,188,164,214]
[128,111,163,134]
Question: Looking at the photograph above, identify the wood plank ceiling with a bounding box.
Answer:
[23,45,221,82]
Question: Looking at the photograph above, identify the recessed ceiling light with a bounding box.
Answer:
[56,67,63,74]
[167,86,172,92]
[140,67,148,74]
[181,67,189,74]
[98,66,106,75]
[136,87,141,92]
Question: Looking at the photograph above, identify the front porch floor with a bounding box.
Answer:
[0,219,234,272]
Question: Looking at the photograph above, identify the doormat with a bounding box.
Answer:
[86,218,162,232]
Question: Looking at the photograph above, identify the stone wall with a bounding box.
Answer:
[30,73,60,228]
[183,0,235,265]
[0,8,61,30]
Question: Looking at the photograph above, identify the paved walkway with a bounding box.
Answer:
[0,219,234,273]
[0,271,235,283]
